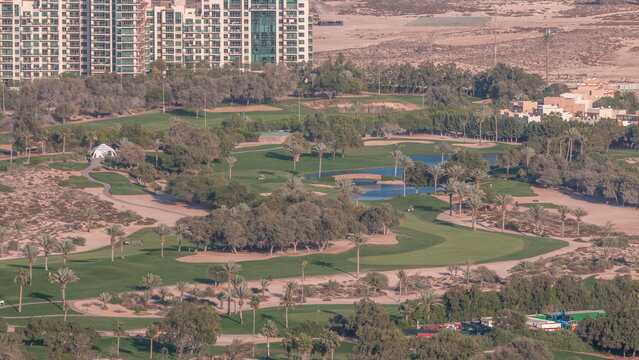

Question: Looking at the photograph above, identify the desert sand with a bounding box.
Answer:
[452,142,497,149]
[364,140,433,146]
[206,105,282,113]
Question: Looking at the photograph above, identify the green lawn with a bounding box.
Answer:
[7,316,159,330]
[60,175,103,189]
[0,302,80,317]
[481,177,536,197]
[89,172,148,195]
[0,195,564,304]
[0,182,14,192]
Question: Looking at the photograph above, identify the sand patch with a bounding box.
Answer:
[176,233,398,263]
[304,99,422,113]
[310,184,337,188]
[453,142,497,149]
[206,105,282,113]
[365,140,433,146]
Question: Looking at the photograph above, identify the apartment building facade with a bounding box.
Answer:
[1,0,312,81]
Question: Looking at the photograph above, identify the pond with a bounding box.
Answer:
[305,154,498,201]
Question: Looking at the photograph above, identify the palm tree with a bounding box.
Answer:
[494,193,513,232]
[151,138,162,169]
[521,146,536,168]
[285,144,307,174]
[106,225,125,262]
[146,324,159,360]
[261,320,279,358]
[0,226,7,257]
[351,185,365,206]
[173,224,190,252]
[466,194,484,231]
[14,222,25,253]
[286,175,305,192]
[527,204,546,236]
[515,260,532,275]
[400,300,418,322]
[154,224,171,258]
[446,164,465,181]
[225,156,237,179]
[399,155,415,197]
[98,292,112,309]
[140,273,162,290]
[280,282,297,328]
[297,333,313,360]
[452,180,467,215]
[573,208,588,238]
[313,142,329,178]
[49,267,79,310]
[22,244,39,284]
[233,283,252,324]
[564,128,581,162]
[463,259,475,289]
[448,264,460,280]
[259,278,270,295]
[320,329,341,360]
[441,180,457,216]
[434,143,452,164]
[176,281,189,302]
[397,269,407,302]
[37,234,57,271]
[469,168,488,185]
[249,295,261,357]
[557,205,571,238]
[418,287,443,320]
[543,28,552,83]
[391,147,404,177]
[347,233,368,278]
[216,262,241,315]
[112,320,126,357]
[335,178,354,197]
[13,269,29,313]
[299,259,308,304]
[428,165,444,193]
[55,239,76,266]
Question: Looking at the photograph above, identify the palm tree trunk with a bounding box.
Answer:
[252,309,256,356]
[561,221,565,238]
[18,285,23,313]
[117,337,120,356]
[479,123,483,144]
[267,338,271,357]
[285,306,289,328]
[319,154,323,178]
[394,163,398,177]
[160,239,164,258]
[501,210,506,232]
[293,159,297,173]
[120,240,125,260]
[111,244,115,262]
[29,264,32,285]
[45,255,48,271]
[239,306,243,324]
[150,338,153,360]
[331,349,335,360]
[62,135,66,154]
[449,194,453,216]
[177,236,182,252]
[62,288,66,310]
[356,247,360,278]
[227,282,231,315]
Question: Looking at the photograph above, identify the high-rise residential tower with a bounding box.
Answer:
[0,0,311,81]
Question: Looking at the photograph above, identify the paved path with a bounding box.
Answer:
[81,159,192,218]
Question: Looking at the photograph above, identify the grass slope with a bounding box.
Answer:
[89,172,148,195]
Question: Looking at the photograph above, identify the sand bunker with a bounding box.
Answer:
[365,140,433,146]
[310,184,337,188]
[176,233,398,263]
[206,105,282,113]
[453,142,497,149]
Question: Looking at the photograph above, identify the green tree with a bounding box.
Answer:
[146,324,159,360]
[160,302,220,360]
[300,259,308,304]
[140,273,163,290]
[48,267,79,310]
[232,283,251,324]
[106,225,125,262]
[13,269,29,313]
[313,142,330,178]
[98,292,112,310]
[283,132,311,173]
[112,320,126,357]
[154,224,171,258]
[557,205,571,238]
[225,156,237,179]
[494,193,513,232]
[173,224,190,252]
[281,281,297,328]
[391,147,405,177]
[261,320,279,358]
[37,234,57,271]
[573,208,588,238]
[215,262,241,315]
[418,288,443,321]
[320,329,341,360]
[434,142,452,164]
[527,204,546,236]
[493,309,527,331]
[400,155,415,197]
[296,333,314,360]
[347,233,368,279]
[249,295,261,356]
[466,194,484,231]
[428,165,445,193]
[54,239,76,266]
[21,244,39,284]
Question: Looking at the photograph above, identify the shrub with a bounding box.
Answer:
[109,293,124,305]
[70,236,87,246]
[594,236,628,248]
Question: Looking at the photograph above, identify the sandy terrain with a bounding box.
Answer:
[206,105,282,113]
[310,183,337,188]
[304,99,423,113]
[260,191,326,197]
[176,233,398,263]
[364,140,433,146]
[313,0,639,82]
[452,142,497,148]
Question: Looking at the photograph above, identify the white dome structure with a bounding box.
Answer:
[91,143,117,158]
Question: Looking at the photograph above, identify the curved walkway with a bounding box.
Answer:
[81,158,193,218]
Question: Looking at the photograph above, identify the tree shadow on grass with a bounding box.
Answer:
[312,261,350,276]
[264,152,291,161]
[29,291,55,303]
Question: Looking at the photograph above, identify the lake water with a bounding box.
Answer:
[305,154,498,201]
